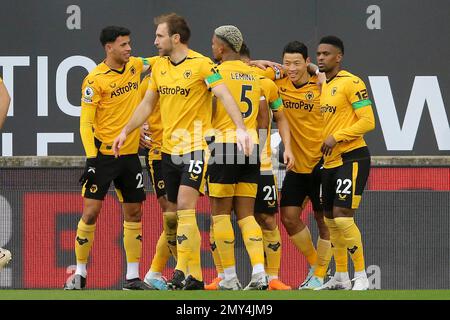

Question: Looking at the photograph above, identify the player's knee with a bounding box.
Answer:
[280,211,296,228]
[256,213,276,230]
[82,200,102,224]
[163,211,178,229]
[123,204,142,221]
[177,198,196,211]
[158,196,170,212]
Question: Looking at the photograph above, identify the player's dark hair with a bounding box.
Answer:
[154,13,191,44]
[100,26,131,46]
[239,42,250,58]
[282,41,308,60]
[319,35,344,54]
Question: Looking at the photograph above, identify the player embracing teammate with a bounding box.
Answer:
[68,13,374,291]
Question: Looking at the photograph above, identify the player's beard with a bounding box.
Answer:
[159,42,173,57]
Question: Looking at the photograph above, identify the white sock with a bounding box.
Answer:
[224,267,237,280]
[75,263,87,277]
[126,262,140,280]
[252,263,265,276]
[335,272,350,281]
[354,270,367,279]
[218,272,225,279]
[147,271,162,279]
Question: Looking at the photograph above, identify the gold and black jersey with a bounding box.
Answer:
[259,77,283,172]
[148,50,223,155]
[213,60,262,145]
[275,75,322,174]
[140,74,163,160]
[80,56,149,157]
[320,70,375,168]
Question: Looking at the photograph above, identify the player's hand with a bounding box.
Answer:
[316,72,326,91]
[248,59,283,71]
[113,130,127,158]
[236,128,254,156]
[283,147,295,171]
[321,135,337,156]
[79,157,97,187]
[139,125,152,149]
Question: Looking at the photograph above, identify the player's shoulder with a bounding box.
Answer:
[337,70,364,84]
[128,56,141,64]
[187,50,213,64]
[259,76,276,88]
[83,63,109,86]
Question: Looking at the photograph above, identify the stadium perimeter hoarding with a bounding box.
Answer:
[1,165,449,289]
[0,0,449,156]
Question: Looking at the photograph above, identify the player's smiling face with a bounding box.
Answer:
[154,23,173,56]
[107,35,131,65]
[283,53,309,84]
[317,44,342,72]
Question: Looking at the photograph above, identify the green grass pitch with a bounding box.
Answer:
[0,290,450,300]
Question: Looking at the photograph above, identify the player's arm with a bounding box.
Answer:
[249,60,283,72]
[262,77,295,169]
[80,78,101,158]
[307,63,326,89]
[0,80,11,130]
[113,89,159,156]
[273,110,294,170]
[257,97,270,151]
[332,105,375,142]
[79,107,97,158]
[321,79,375,156]
[141,56,159,73]
[79,78,101,186]
[139,122,152,150]
[250,63,284,81]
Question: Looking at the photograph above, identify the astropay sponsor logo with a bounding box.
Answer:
[110,81,139,98]
[158,85,191,97]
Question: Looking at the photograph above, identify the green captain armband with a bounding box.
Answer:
[352,99,372,109]
[205,72,222,86]
[270,97,283,111]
